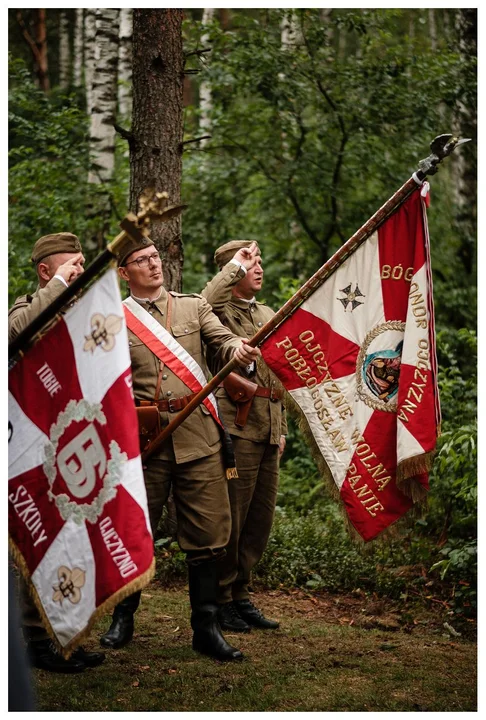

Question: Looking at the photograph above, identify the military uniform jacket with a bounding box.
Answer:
[8,278,67,343]
[127,287,241,464]
[202,263,287,445]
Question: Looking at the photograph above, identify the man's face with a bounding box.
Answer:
[118,246,164,297]
[235,253,264,299]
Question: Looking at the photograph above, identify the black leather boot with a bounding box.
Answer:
[234,599,280,629]
[218,602,251,633]
[189,562,244,662]
[28,640,87,673]
[100,592,141,649]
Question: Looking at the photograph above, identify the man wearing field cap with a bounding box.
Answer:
[9,232,85,341]
[202,240,286,633]
[99,234,260,662]
[9,232,106,673]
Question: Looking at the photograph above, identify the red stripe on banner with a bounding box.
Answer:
[8,466,65,574]
[8,319,82,436]
[124,306,221,427]
[86,485,154,606]
[379,191,427,322]
[261,307,360,391]
[340,410,413,541]
[100,369,140,461]
[397,363,437,454]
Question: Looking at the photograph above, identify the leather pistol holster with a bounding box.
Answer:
[137,405,160,452]
[222,372,258,429]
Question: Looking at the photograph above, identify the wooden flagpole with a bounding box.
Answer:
[8,192,185,366]
[141,134,470,461]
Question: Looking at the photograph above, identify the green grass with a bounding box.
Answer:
[33,582,477,712]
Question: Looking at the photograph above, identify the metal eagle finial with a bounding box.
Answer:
[417,133,472,176]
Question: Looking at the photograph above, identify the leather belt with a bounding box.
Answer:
[136,394,196,413]
[253,386,283,402]
[218,382,283,402]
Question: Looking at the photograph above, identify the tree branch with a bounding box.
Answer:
[114,123,134,143]
[287,184,323,251]
[180,135,211,148]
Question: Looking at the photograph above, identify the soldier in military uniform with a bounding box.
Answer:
[99,235,260,662]
[9,232,105,673]
[202,240,286,632]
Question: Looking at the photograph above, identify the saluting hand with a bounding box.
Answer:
[56,253,85,285]
[231,242,260,271]
[233,337,260,367]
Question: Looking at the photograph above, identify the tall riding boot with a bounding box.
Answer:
[188,561,244,662]
[100,591,141,649]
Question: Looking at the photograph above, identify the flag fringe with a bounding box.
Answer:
[397,451,435,503]
[284,394,427,546]
[9,536,155,659]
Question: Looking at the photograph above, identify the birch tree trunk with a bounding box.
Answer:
[73,8,84,89]
[199,8,215,147]
[84,9,96,114]
[118,8,133,119]
[131,9,185,291]
[452,9,477,276]
[87,9,120,252]
[88,9,120,186]
[59,11,70,90]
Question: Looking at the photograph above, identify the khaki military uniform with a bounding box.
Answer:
[9,277,69,641]
[8,278,68,343]
[128,287,242,563]
[202,262,287,603]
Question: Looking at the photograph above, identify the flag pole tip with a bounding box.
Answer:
[418,134,472,176]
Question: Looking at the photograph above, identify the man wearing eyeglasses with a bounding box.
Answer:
[99,236,259,663]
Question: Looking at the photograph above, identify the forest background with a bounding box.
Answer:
[8,8,477,628]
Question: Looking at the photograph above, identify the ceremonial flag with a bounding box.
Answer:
[261,183,439,541]
[8,269,154,655]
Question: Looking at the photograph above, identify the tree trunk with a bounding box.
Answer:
[73,8,84,88]
[88,9,120,186]
[16,9,50,92]
[87,9,120,252]
[59,11,70,90]
[198,8,215,146]
[84,9,96,114]
[118,8,133,119]
[131,9,185,291]
[452,9,477,276]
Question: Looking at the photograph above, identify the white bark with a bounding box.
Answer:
[88,9,120,185]
[73,8,84,88]
[85,9,96,114]
[428,8,437,51]
[59,12,70,90]
[118,8,133,119]
[199,8,215,146]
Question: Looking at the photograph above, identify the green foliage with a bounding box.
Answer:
[8,56,91,302]
[8,54,130,305]
[182,9,476,310]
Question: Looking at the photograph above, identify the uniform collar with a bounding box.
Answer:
[230,295,257,310]
[131,286,167,306]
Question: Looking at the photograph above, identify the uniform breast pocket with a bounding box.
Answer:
[127,338,147,368]
[171,319,201,354]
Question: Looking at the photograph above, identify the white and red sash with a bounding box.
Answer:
[123,296,222,427]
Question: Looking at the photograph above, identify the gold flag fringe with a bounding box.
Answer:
[283,391,427,548]
[396,451,435,503]
[9,536,156,659]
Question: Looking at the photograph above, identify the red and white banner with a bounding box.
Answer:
[8,269,154,654]
[261,185,439,541]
